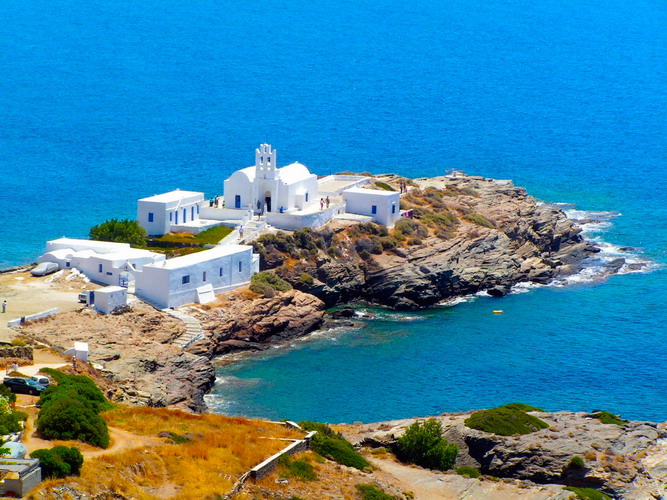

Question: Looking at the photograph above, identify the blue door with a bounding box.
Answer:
[235,195,241,209]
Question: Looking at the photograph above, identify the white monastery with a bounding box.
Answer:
[39,144,404,310]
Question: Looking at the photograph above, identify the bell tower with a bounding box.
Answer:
[255,144,277,180]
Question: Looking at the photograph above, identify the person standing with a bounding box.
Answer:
[239,226,245,240]
[320,198,324,210]
[1,300,6,313]
[325,196,330,208]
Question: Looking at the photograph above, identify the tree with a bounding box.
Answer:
[395,419,458,470]
[89,218,147,246]
[36,398,109,448]
[30,446,84,478]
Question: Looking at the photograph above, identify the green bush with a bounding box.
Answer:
[30,446,83,479]
[374,182,396,192]
[250,281,276,298]
[464,406,549,436]
[89,218,147,246]
[36,370,111,448]
[0,384,16,405]
[394,219,428,239]
[299,273,314,285]
[379,236,397,250]
[564,487,611,500]
[592,411,626,426]
[455,466,481,478]
[568,456,586,469]
[37,398,110,448]
[501,403,545,412]
[0,411,24,435]
[356,484,396,500]
[299,421,370,470]
[421,211,457,229]
[278,455,317,481]
[250,271,292,296]
[10,338,27,347]
[395,419,458,471]
[463,213,494,228]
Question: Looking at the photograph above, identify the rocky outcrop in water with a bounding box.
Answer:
[261,174,602,309]
[345,410,667,499]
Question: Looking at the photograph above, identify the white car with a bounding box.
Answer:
[31,262,59,277]
[29,376,50,387]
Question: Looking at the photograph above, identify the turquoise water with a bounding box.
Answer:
[2,0,666,421]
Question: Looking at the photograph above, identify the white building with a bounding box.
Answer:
[90,286,128,314]
[138,190,207,236]
[135,244,259,309]
[342,187,401,227]
[223,144,319,214]
[38,238,166,287]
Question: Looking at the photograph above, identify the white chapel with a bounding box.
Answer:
[223,144,318,214]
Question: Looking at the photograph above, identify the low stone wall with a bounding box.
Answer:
[249,431,316,481]
[0,346,33,362]
[7,308,59,328]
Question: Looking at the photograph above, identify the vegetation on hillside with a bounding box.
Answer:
[34,406,304,499]
[30,446,83,478]
[395,418,458,471]
[356,484,397,500]
[89,219,147,247]
[250,271,293,297]
[592,411,627,426]
[37,369,112,448]
[278,454,317,481]
[564,486,611,500]
[299,421,370,470]
[464,404,549,436]
[455,465,481,478]
[0,393,26,436]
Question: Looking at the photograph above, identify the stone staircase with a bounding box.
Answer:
[163,309,205,349]
[219,217,268,246]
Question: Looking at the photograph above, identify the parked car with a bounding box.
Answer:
[30,375,50,387]
[30,262,59,277]
[3,377,46,396]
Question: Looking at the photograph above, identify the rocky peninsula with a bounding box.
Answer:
[16,173,621,412]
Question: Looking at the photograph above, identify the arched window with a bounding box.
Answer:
[260,156,264,165]
[267,156,271,163]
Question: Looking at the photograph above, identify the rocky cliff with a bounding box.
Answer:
[256,174,603,309]
[344,410,667,499]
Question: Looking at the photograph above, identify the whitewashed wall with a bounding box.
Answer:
[343,190,401,227]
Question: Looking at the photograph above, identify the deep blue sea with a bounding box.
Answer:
[2,0,666,422]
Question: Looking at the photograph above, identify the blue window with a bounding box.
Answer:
[148,212,154,222]
[98,264,103,273]
[191,206,195,220]
[371,205,377,215]
[219,268,224,276]
[202,271,207,282]
[65,262,70,268]
[183,208,187,223]
[182,275,190,285]
[235,195,241,209]
[169,212,173,222]
[175,211,179,224]
[106,272,112,276]
[392,203,396,214]
[305,192,309,202]
[197,204,200,214]
[238,261,242,272]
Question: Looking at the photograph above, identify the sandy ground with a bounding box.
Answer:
[0,270,94,342]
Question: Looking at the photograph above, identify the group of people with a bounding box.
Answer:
[319,196,331,210]
[399,180,409,193]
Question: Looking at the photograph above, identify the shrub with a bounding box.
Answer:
[39,369,111,413]
[0,411,24,435]
[564,487,611,500]
[395,419,458,471]
[249,281,276,298]
[407,238,422,246]
[37,397,110,448]
[374,182,396,192]
[30,446,83,478]
[463,213,494,228]
[394,219,428,238]
[502,403,545,412]
[89,218,147,246]
[379,237,397,250]
[568,456,586,469]
[278,455,317,481]
[356,484,396,500]
[249,271,292,296]
[299,273,314,285]
[592,411,626,426]
[455,466,481,478]
[10,339,27,347]
[464,406,549,436]
[299,421,370,470]
[421,211,457,229]
[0,385,16,405]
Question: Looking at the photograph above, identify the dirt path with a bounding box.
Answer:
[368,457,572,500]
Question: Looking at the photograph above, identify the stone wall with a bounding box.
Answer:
[0,346,33,362]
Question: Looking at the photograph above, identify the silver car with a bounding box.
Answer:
[31,262,59,277]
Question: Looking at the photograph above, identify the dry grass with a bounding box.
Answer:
[29,406,305,500]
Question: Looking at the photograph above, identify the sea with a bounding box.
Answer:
[1,0,666,422]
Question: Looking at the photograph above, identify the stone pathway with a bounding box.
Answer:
[163,309,205,349]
